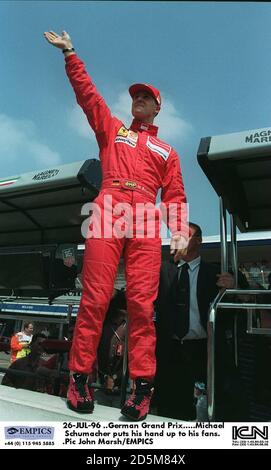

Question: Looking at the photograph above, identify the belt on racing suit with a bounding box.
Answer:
[102,178,156,203]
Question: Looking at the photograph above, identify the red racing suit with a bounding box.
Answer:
[65,54,187,380]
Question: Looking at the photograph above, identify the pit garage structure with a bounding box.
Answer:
[198,126,271,421]
[0,158,101,339]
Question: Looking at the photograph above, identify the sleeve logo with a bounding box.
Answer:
[146,136,171,161]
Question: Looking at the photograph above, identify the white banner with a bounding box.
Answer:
[0,421,270,450]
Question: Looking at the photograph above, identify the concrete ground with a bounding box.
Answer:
[0,385,174,422]
[0,351,164,421]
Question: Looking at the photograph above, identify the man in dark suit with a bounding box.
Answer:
[154,222,245,421]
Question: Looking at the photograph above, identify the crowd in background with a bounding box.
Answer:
[240,260,271,289]
[0,254,270,421]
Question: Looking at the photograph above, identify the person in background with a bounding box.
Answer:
[40,325,50,338]
[10,322,34,363]
[3,334,47,391]
[155,222,249,421]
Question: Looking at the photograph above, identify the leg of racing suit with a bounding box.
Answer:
[69,235,125,374]
[69,188,129,374]
[124,234,161,381]
[120,192,161,420]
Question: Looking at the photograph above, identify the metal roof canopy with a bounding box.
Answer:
[0,159,102,247]
[197,126,271,233]
[197,126,271,421]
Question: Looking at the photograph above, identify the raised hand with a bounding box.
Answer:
[43,30,73,50]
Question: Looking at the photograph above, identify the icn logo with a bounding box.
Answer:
[232,426,268,446]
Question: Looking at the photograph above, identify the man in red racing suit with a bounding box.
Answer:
[44,30,188,421]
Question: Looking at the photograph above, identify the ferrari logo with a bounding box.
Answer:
[117,126,129,137]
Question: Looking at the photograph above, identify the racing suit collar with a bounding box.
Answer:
[130,119,158,136]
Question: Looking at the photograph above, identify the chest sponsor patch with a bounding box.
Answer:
[115,127,138,148]
[146,136,171,160]
[116,126,129,137]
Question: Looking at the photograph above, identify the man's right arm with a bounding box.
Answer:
[44,30,115,149]
[64,55,114,149]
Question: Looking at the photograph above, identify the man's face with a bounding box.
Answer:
[25,324,34,335]
[131,91,159,123]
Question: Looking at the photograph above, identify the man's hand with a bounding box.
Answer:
[216,272,235,289]
[170,234,189,263]
[43,30,73,50]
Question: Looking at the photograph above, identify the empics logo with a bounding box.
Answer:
[232,426,268,447]
[5,426,55,440]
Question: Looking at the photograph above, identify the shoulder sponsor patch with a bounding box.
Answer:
[146,136,171,161]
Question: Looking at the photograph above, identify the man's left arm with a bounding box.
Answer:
[161,150,189,262]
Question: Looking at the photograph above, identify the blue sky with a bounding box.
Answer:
[1,1,271,236]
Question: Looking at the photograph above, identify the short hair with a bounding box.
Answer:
[189,222,202,239]
[23,322,34,329]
